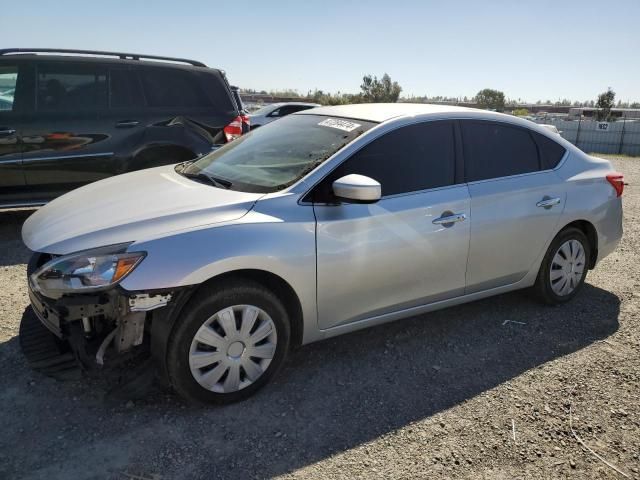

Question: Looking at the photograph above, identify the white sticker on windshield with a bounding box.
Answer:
[318,118,362,132]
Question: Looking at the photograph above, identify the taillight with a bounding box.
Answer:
[606,172,624,197]
[240,114,250,126]
[223,115,243,142]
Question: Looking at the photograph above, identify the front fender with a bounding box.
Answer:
[120,205,319,342]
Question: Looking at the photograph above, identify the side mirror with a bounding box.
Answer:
[332,174,381,203]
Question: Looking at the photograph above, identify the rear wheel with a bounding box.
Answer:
[167,280,290,405]
[534,227,590,304]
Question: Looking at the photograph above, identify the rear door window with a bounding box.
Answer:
[109,68,144,108]
[328,121,456,197]
[36,63,107,112]
[531,131,566,169]
[0,65,19,112]
[461,121,540,182]
[139,68,212,108]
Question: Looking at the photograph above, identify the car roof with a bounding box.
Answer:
[296,103,485,122]
[296,103,577,149]
[302,103,552,122]
[0,52,217,72]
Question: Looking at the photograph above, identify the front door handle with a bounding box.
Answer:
[536,197,561,209]
[0,127,16,136]
[115,120,140,128]
[432,212,467,225]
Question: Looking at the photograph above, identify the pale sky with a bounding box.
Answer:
[2,0,638,103]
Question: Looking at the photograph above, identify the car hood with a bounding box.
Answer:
[22,165,263,254]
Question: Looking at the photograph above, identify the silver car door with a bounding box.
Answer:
[460,120,565,293]
[312,120,471,330]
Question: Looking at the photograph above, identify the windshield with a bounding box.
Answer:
[181,114,376,193]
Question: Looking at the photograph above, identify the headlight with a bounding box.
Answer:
[31,244,145,298]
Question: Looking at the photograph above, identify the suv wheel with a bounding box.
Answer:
[534,227,590,304]
[167,280,290,405]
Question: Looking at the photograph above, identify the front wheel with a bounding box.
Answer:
[534,227,591,305]
[167,281,290,405]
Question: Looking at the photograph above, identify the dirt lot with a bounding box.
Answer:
[1,156,638,480]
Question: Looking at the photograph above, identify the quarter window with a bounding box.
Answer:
[0,66,18,112]
[37,64,107,111]
[329,121,456,197]
[140,68,212,108]
[461,121,539,182]
[532,131,566,169]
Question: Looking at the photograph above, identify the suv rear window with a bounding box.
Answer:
[37,64,107,111]
[139,68,212,108]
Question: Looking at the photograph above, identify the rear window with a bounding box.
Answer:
[139,68,213,108]
[37,63,107,112]
[532,131,566,169]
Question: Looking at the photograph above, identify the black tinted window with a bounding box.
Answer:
[332,121,456,196]
[281,105,312,115]
[278,106,298,116]
[462,121,539,181]
[140,69,212,108]
[532,131,566,169]
[37,64,107,111]
[110,69,143,108]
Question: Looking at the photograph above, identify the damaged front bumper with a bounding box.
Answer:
[25,252,187,373]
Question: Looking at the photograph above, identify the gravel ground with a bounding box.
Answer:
[1,156,638,480]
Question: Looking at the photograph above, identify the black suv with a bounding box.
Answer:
[0,48,243,208]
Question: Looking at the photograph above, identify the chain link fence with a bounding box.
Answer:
[535,114,640,156]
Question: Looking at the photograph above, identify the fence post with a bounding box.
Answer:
[619,113,627,155]
[575,116,582,148]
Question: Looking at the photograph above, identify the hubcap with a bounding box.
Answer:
[550,239,586,296]
[189,305,277,393]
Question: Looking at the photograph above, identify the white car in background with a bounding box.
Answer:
[249,102,320,129]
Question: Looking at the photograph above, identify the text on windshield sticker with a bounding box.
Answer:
[318,118,362,132]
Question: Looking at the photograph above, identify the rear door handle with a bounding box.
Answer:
[0,127,16,136]
[115,120,140,128]
[432,212,467,225]
[536,197,561,209]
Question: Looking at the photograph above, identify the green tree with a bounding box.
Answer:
[360,73,402,103]
[595,88,616,121]
[475,88,506,111]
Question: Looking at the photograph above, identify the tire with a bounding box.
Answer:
[534,227,591,305]
[166,280,290,405]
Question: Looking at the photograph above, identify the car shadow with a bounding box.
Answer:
[0,209,34,266]
[0,282,620,479]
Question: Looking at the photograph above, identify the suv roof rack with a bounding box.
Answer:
[0,48,207,67]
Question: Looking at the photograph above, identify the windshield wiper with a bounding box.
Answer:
[175,160,194,172]
[181,171,232,189]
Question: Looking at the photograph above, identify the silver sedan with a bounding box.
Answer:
[22,104,624,404]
